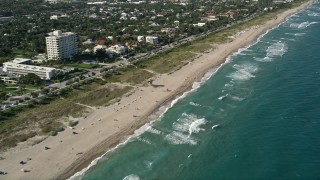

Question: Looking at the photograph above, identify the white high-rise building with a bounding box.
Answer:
[46,30,77,60]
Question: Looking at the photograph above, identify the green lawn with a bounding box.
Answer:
[3,84,43,96]
[138,50,197,74]
[72,86,133,106]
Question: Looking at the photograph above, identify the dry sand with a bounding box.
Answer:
[0,1,313,179]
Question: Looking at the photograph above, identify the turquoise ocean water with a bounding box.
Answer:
[75,2,320,179]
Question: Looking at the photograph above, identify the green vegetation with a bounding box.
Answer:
[137,50,197,74]
[72,86,133,107]
[0,98,85,151]
[181,42,213,53]
[65,78,133,106]
[64,63,100,69]
[104,65,154,84]
[19,73,42,86]
[67,121,78,127]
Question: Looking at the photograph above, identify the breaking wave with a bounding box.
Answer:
[165,113,206,145]
[228,63,258,81]
[189,101,201,107]
[266,41,288,58]
[290,21,318,29]
[147,127,162,135]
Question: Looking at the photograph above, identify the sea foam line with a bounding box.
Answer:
[68,8,305,179]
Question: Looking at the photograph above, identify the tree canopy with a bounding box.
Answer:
[19,73,43,85]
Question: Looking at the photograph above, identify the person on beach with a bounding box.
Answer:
[19,161,26,165]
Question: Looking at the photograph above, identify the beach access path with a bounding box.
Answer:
[0,1,314,179]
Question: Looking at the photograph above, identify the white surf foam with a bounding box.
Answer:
[254,56,273,62]
[123,174,141,180]
[147,127,162,135]
[290,21,318,29]
[188,118,206,135]
[266,41,288,58]
[218,94,228,100]
[137,137,152,144]
[308,12,320,16]
[228,63,258,81]
[294,33,306,36]
[173,113,206,133]
[230,95,245,101]
[165,131,197,145]
[165,113,206,145]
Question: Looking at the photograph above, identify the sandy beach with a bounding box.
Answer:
[0,1,314,179]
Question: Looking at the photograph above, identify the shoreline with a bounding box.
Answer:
[0,1,314,179]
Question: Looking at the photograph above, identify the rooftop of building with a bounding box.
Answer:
[4,62,56,72]
[11,58,32,64]
[47,30,75,37]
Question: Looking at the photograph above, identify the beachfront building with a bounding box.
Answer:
[46,30,77,60]
[145,36,158,45]
[2,58,56,80]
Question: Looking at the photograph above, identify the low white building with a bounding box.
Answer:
[93,45,107,53]
[137,36,144,42]
[107,36,114,41]
[50,15,58,20]
[193,22,206,27]
[145,36,158,45]
[82,39,94,45]
[2,58,56,79]
[107,45,127,55]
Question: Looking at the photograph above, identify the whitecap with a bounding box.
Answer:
[145,160,153,169]
[211,125,219,129]
[218,94,228,100]
[123,174,141,180]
